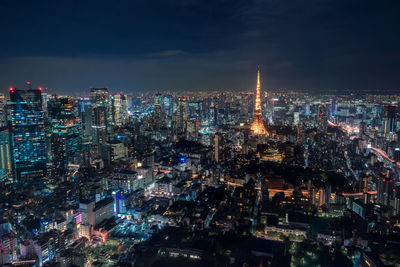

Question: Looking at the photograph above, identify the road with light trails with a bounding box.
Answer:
[328,119,400,179]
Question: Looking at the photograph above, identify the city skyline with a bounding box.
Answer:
[1,0,400,93]
[2,1,400,267]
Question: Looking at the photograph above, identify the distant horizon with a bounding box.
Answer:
[1,0,399,94]
[1,64,400,95]
[1,83,400,97]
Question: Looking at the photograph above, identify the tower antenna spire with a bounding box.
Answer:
[250,66,268,135]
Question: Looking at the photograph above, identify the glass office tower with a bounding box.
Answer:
[9,88,46,181]
[48,97,80,176]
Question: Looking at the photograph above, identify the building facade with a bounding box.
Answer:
[9,88,46,181]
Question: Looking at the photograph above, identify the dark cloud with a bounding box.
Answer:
[147,50,187,57]
[0,0,399,93]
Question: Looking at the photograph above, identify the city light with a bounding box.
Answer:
[0,2,399,266]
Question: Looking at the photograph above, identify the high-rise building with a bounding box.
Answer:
[154,93,162,106]
[48,97,80,176]
[293,112,300,125]
[0,126,12,178]
[177,96,188,134]
[209,106,217,126]
[0,93,7,127]
[90,88,109,159]
[162,94,173,117]
[111,94,129,126]
[41,93,50,115]
[153,93,162,129]
[9,87,46,181]
[304,102,310,116]
[383,105,397,135]
[377,176,395,206]
[318,186,331,208]
[214,132,223,163]
[318,105,328,132]
[90,88,109,107]
[394,148,400,162]
[188,101,201,119]
[250,66,268,135]
[330,98,337,117]
[0,233,17,264]
[78,98,92,141]
[186,117,199,141]
[394,186,400,216]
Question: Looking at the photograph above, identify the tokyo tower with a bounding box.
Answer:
[250,66,268,135]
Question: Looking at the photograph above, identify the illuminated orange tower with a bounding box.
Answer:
[250,66,268,135]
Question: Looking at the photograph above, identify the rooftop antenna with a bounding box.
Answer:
[26,81,32,90]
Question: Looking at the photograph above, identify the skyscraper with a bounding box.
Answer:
[177,96,188,134]
[154,93,162,106]
[0,126,12,178]
[90,88,109,159]
[330,98,337,117]
[9,87,46,181]
[250,66,268,135]
[318,105,328,132]
[209,106,217,126]
[304,102,311,116]
[0,93,6,127]
[162,94,173,117]
[214,132,223,163]
[48,97,80,176]
[78,98,92,141]
[188,101,201,119]
[383,105,397,135]
[111,94,129,126]
[153,93,162,129]
[377,177,395,206]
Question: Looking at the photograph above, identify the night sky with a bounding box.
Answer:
[1,0,399,94]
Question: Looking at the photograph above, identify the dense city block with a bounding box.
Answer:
[1,73,400,266]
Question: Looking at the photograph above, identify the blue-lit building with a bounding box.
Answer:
[304,102,310,116]
[0,126,13,179]
[9,88,46,181]
[162,94,173,117]
[330,98,337,117]
[114,191,133,215]
[78,98,92,141]
[188,101,201,119]
[209,106,217,126]
[154,93,162,106]
[48,97,80,176]
[0,93,6,127]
